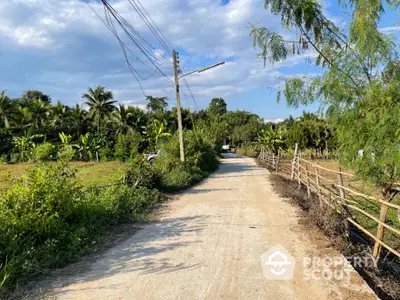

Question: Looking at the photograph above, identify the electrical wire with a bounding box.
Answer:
[127,0,172,53]
[100,0,174,84]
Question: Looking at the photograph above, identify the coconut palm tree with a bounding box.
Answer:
[69,104,87,138]
[29,99,50,129]
[82,86,116,134]
[12,105,32,131]
[112,104,133,134]
[51,101,68,130]
[0,90,12,129]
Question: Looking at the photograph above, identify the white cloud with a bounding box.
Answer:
[264,118,285,124]
[379,26,400,33]
[0,0,319,110]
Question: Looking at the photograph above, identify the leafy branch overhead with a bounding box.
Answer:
[252,0,400,192]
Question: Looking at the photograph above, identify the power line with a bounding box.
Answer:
[99,0,174,85]
[85,0,148,96]
[127,0,172,53]
[133,0,174,52]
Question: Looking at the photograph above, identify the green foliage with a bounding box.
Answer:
[330,81,400,190]
[0,162,162,291]
[0,91,12,129]
[142,119,171,152]
[82,86,116,134]
[146,96,168,113]
[32,142,56,162]
[208,98,227,116]
[251,0,400,191]
[59,132,72,145]
[258,125,286,154]
[11,131,44,163]
[57,145,75,162]
[153,130,219,192]
[114,132,143,162]
[21,90,51,104]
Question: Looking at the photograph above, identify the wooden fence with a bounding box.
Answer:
[258,145,400,260]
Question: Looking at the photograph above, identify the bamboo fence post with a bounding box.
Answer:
[305,165,311,198]
[314,165,323,208]
[291,143,299,180]
[297,155,301,188]
[276,152,280,172]
[337,167,346,199]
[373,203,389,258]
[261,147,264,161]
[272,153,275,170]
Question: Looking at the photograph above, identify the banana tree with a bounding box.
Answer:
[12,130,44,162]
[142,119,171,152]
[258,125,286,155]
[74,133,92,161]
[59,132,73,145]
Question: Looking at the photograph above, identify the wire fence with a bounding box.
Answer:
[258,146,400,260]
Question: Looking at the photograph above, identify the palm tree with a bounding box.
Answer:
[127,106,147,131]
[82,86,116,134]
[112,104,133,134]
[69,104,87,138]
[13,106,32,130]
[51,101,68,129]
[0,90,12,129]
[29,99,49,129]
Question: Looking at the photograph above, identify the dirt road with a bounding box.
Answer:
[51,155,377,300]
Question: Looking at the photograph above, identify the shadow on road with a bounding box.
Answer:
[53,214,209,296]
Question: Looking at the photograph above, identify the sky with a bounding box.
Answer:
[0,0,399,121]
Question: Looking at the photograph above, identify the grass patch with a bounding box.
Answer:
[0,161,124,190]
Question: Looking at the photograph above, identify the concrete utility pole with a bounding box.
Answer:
[173,49,225,163]
[173,50,185,162]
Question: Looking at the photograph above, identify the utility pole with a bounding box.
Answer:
[173,50,185,162]
[172,51,225,163]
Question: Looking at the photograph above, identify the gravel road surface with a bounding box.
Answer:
[51,154,378,300]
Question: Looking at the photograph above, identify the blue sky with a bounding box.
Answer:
[0,0,398,121]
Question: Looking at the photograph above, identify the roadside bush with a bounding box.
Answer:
[57,145,75,162]
[0,161,162,293]
[123,155,162,189]
[114,132,142,162]
[153,131,219,192]
[160,166,204,192]
[32,142,56,162]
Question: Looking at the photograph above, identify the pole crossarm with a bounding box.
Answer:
[178,62,225,80]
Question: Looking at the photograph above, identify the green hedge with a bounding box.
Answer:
[0,162,162,292]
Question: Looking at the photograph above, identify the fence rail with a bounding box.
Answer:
[258,145,400,260]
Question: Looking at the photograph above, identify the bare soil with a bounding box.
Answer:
[268,172,400,300]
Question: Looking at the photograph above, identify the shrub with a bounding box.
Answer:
[32,142,56,162]
[0,155,7,164]
[123,155,161,189]
[160,166,204,192]
[114,132,143,162]
[0,161,162,292]
[153,131,219,192]
[57,145,75,162]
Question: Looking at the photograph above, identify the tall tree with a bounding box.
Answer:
[0,90,12,129]
[69,104,87,138]
[251,0,400,194]
[29,99,49,130]
[112,104,133,134]
[208,98,227,116]
[21,90,51,105]
[82,86,116,134]
[146,96,168,113]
